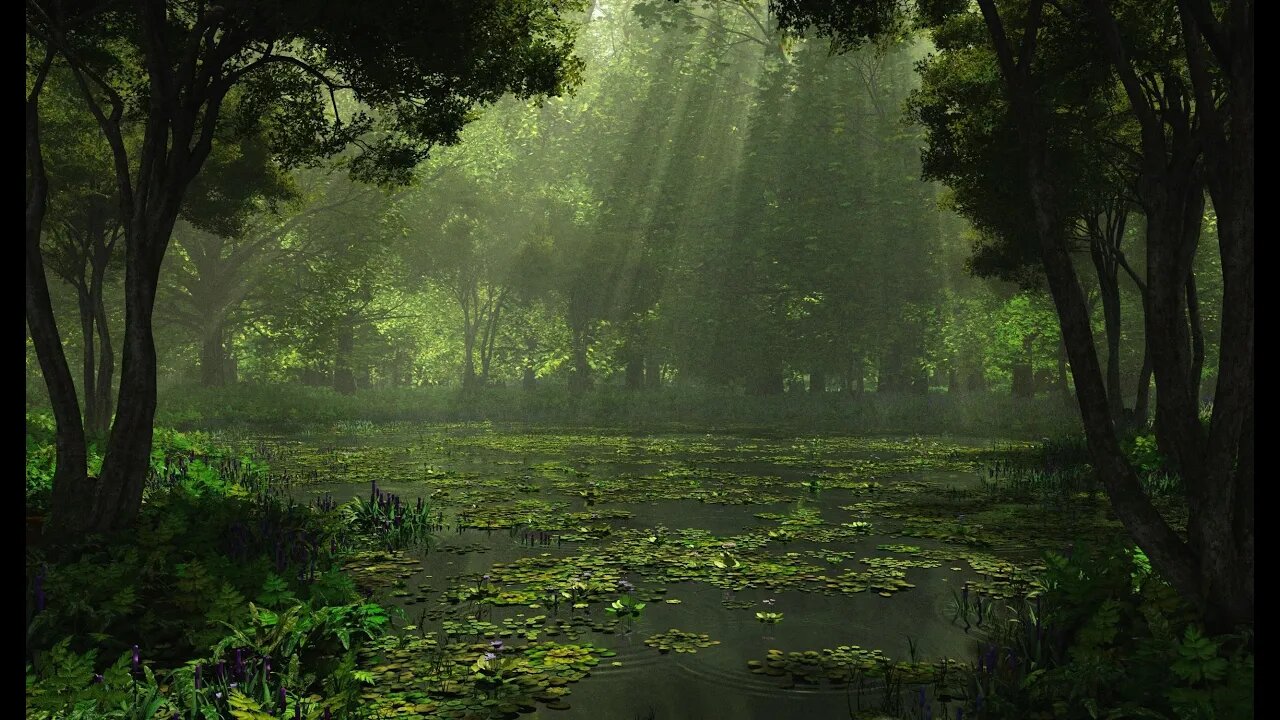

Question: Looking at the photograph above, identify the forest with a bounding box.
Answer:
[25,1,1251,719]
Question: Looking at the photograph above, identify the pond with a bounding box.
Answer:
[243,424,1045,719]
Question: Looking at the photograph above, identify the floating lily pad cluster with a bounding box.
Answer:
[644,629,720,654]
[341,550,423,593]
[251,425,1124,717]
[355,633,615,718]
[748,647,964,686]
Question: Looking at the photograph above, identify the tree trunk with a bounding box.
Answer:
[199,321,226,387]
[85,225,170,537]
[461,338,478,390]
[809,369,826,395]
[77,286,99,436]
[1180,0,1253,631]
[850,353,865,395]
[1010,338,1034,399]
[461,301,479,390]
[334,313,356,395]
[27,48,89,533]
[975,0,1201,622]
[477,290,505,386]
[568,327,591,395]
[1056,339,1071,403]
[1186,271,1204,401]
[90,247,115,437]
[1091,239,1124,420]
[1028,170,1200,615]
[1134,342,1153,427]
[625,352,644,390]
[747,362,783,396]
[645,357,662,390]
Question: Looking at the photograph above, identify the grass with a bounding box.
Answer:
[149,382,1083,438]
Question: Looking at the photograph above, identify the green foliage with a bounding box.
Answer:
[156,383,1081,438]
[961,545,1253,720]
[25,432,398,719]
[26,641,167,720]
[605,595,647,620]
[1124,434,1165,476]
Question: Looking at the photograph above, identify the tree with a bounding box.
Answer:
[28,0,586,539]
[771,0,1252,630]
[39,68,125,438]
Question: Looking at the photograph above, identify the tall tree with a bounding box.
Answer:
[771,0,1251,630]
[28,0,586,538]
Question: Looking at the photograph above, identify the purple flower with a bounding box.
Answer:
[278,686,287,712]
[483,652,498,661]
[983,644,997,672]
[617,579,634,591]
[324,709,332,720]
[490,640,504,651]
[93,673,104,684]
[132,645,141,673]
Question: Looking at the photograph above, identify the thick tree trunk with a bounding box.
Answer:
[29,253,90,531]
[974,0,1201,619]
[1176,0,1254,631]
[83,225,171,537]
[1030,179,1199,610]
[199,321,226,387]
[26,49,89,532]
[625,352,644,390]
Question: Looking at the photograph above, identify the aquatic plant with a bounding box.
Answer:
[605,595,647,621]
[345,480,435,550]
